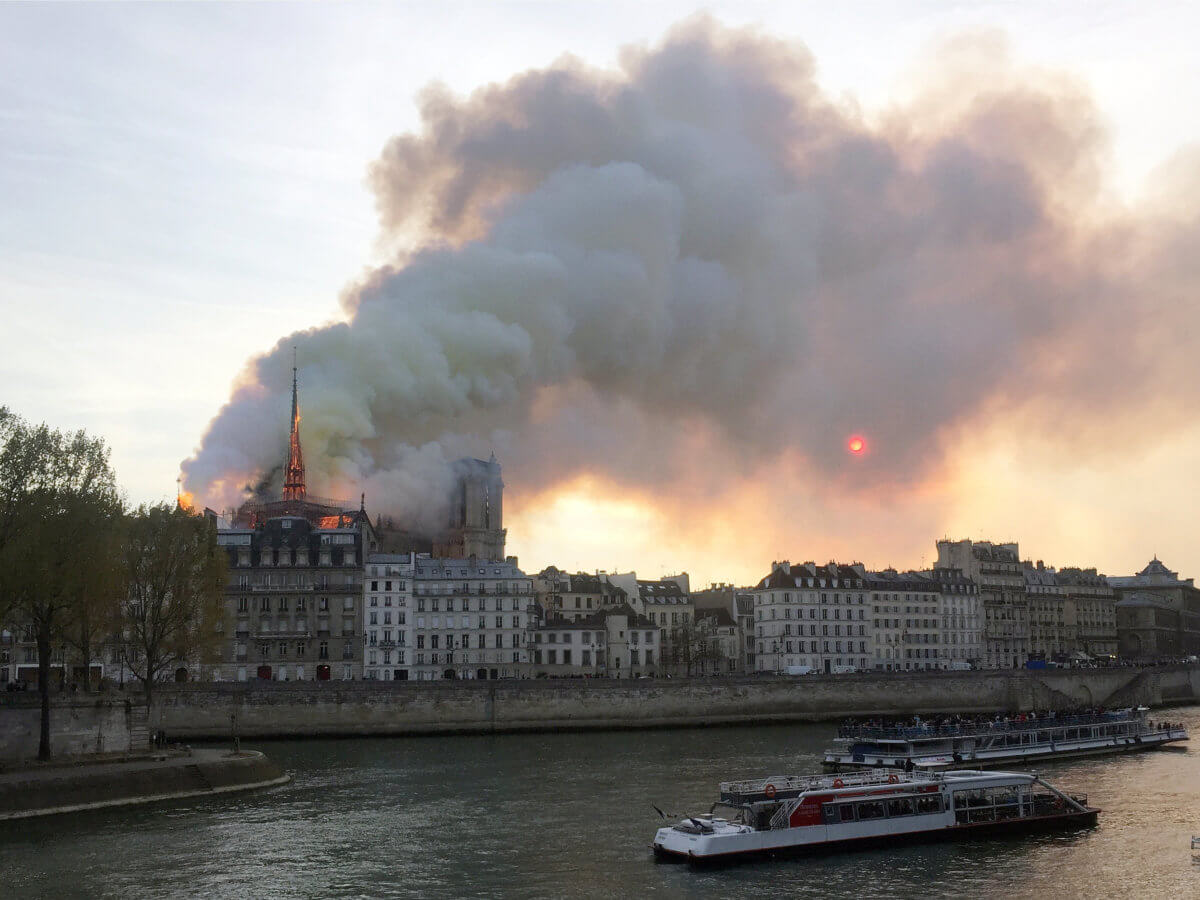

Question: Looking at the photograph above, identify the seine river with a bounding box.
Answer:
[4,705,1199,899]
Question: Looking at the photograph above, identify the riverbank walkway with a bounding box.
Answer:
[0,748,289,821]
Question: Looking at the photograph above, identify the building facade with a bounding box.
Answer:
[1024,561,1073,662]
[1109,558,1200,659]
[936,540,1029,669]
[406,555,534,680]
[930,566,982,668]
[536,571,630,622]
[865,569,945,672]
[691,583,756,674]
[530,604,659,678]
[693,608,741,675]
[362,553,415,680]
[215,367,371,681]
[753,561,872,674]
[1057,567,1117,660]
[217,511,368,682]
[634,578,697,676]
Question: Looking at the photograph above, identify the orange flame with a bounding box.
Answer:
[177,490,196,512]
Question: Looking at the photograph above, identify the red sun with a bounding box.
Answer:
[847,435,866,455]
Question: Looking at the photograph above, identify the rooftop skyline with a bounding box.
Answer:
[5,3,1200,587]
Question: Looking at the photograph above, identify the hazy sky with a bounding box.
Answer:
[4,2,1199,587]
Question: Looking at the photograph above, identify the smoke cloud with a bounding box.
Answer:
[182,18,1200,536]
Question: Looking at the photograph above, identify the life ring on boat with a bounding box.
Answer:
[888,774,900,784]
[833,778,845,788]
[764,783,777,799]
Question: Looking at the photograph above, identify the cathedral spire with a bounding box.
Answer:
[283,347,306,501]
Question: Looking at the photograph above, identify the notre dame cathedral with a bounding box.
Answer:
[433,453,507,561]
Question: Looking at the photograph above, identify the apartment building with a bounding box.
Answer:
[362,553,415,680]
[217,510,369,682]
[866,569,944,672]
[1024,561,1073,662]
[407,555,534,680]
[1057,567,1117,659]
[937,540,1029,669]
[753,561,872,674]
[529,604,659,677]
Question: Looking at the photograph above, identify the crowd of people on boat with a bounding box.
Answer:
[840,708,1186,737]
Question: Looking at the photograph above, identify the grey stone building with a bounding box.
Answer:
[217,510,371,682]
[1110,558,1200,659]
[434,454,507,561]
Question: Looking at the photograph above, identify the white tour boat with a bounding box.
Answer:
[823,707,1188,772]
[652,768,1098,864]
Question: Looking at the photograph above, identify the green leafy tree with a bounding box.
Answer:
[121,504,226,710]
[0,408,122,759]
[62,511,127,691]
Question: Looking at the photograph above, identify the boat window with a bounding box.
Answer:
[915,796,943,815]
[856,801,885,820]
[887,798,915,817]
[838,804,856,823]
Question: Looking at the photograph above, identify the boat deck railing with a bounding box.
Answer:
[837,711,1140,741]
[720,768,938,799]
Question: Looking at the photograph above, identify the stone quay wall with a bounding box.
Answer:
[0,694,144,764]
[0,749,289,820]
[152,666,1200,741]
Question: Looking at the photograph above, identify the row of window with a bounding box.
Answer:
[758,592,868,605]
[759,607,867,621]
[759,624,867,637]
[645,611,691,626]
[238,640,338,660]
[413,634,521,649]
[369,580,407,592]
[533,648,654,666]
[416,597,522,613]
[412,615,523,630]
[232,550,353,567]
[535,630,655,645]
[824,795,945,824]
[236,597,352,613]
[760,640,869,654]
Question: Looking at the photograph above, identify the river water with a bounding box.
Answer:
[4,705,1199,899]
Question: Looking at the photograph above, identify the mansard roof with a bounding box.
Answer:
[567,573,626,596]
[638,580,687,601]
[756,561,865,590]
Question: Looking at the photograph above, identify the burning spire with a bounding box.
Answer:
[282,347,306,501]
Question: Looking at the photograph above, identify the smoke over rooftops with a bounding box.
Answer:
[181,17,1200,533]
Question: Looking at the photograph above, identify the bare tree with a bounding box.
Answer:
[121,504,226,709]
[0,409,122,759]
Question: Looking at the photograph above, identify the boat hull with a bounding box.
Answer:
[653,808,1100,865]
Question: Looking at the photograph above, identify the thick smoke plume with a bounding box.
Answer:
[182,18,1200,533]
